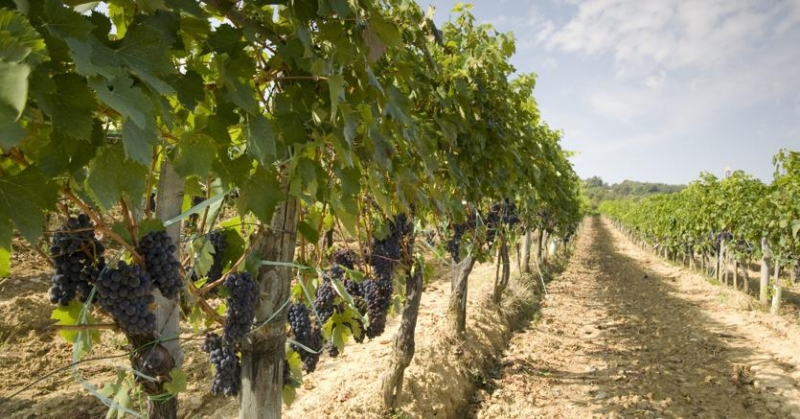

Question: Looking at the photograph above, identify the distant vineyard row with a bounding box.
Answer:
[600,150,800,312]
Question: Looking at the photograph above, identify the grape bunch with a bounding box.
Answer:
[447,223,467,263]
[287,302,322,372]
[713,231,733,253]
[207,231,228,283]
[312,278,336,325]
[95,261,156,337]
[369,214,412,281]
[332,248,357,269]
[223,272,257,344]
[363,277,393,338]
[201,333,240,396]
[48,214,105,305]
[137,230,182,299]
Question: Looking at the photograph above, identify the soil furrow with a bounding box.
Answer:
[474,217,800,419]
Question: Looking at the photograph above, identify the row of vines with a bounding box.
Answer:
[0,0,583,418]
[600,150,800,314]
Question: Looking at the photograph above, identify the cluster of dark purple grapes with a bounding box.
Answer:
[48,214,105,305]
[712,231,733,253]
[363,277,393,338]
[369,214,412,281]
[207,231,228,283]
[332,248,357,269]
[95,261,156,337]
[447,223,467,263]
[201,333,240,396]
[223,272,257,344]
[486,199,519,243]
[287,302,322,372]
[313,275,337,325]
[137,230,182,299]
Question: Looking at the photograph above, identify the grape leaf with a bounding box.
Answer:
[0,102,25,149]
[116,23,175,94]
[0,9,48,65]
[34,73,96,141]
[0,60,30,118]
[172,69,204,110]
[173,132,216,177]
[50,301,100,348]
[192,236,214,277]
[236,165,282,224]
[163,368,187,395]
[85,145,148,210]
[245,114,276,165]
[0,246,9,277]
[0,217,10,276]
[327,73,344,121]
[297,221,319,244]
[0,166,58,244]
[89,75,155,131]
[122,117,159,166]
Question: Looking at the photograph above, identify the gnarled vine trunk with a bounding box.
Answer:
[521,230,532,274]
[760,237,771,305]
[148,161,184,419]
[492,235,510,304]
[447,255,477,340]
[240,196,299,419]
[381,260,423,410]
[771,263,782,315]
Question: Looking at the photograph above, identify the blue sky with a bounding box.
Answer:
[423,0,800,184]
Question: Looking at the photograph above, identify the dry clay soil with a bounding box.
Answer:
[474,217,800,419]
[3,217,800,418]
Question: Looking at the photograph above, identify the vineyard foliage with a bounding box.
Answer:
[0,0,583,417]
[600,150,800,270]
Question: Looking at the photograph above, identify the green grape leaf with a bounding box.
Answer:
[297,221,319,244]
[41,0,94,40]
[117,23,175,94]
[89,74,156,129]
[163,368,188,395]
[0,60,30,118]
[86,145,148,210]
[121,118,158,166]
[0,217,10,276]
[0,9,48,65]
[172,70,204,110]
[192,236,214,277]
[327,73,343,121]
[0,102,25,149]
[50,301,100,349]
[237,166,281,224]
[245,115,276,165]
[368,16,401,48]
[220,54,258,114]
[0,246,9,277]
[173,132,216,178]
[34,73,96,140]
[219,227,245,271]
[0,166,57,244]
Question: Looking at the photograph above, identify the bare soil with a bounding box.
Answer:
[472,217,800,419]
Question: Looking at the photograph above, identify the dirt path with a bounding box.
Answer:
[474,217,800,419]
